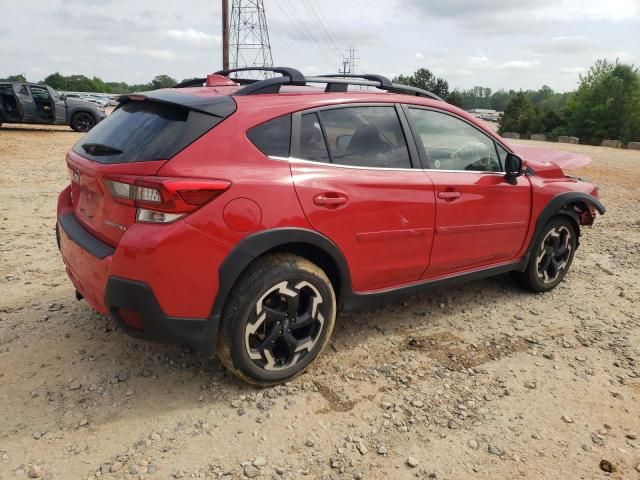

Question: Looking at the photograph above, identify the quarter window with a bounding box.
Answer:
[247,114,292,157]
[408,108,502,172]
[298,106,412,169]
[299,113,330,163]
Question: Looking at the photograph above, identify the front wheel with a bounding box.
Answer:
[217,254,337,386]
[70,112,96,132]
[513,216,578,292]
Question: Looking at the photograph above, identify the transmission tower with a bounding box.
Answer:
[229,0,274,77]
[339,46,360,75]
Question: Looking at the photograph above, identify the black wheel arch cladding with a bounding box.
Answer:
[521,191,605,269]
[211,228,351,321]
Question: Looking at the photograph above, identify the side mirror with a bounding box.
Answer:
[59,94,66,100]
[505,153,525,185]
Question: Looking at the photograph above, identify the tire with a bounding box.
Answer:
[217,253,337,386]
[512,216,578,293]
[70,112,96,132]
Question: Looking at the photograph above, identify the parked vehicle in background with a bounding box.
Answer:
[56,67,605,386]
[0,82,106,131]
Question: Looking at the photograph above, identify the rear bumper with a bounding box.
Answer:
[56,188,220,352]
[105,277,220,352]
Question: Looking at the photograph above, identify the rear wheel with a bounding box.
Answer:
[513,216,578,292]
[217,254,336,386]
[71,112,96,132]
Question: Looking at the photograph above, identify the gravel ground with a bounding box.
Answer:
[1,125,639,479]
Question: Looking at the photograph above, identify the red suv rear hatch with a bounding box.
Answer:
[66,89,236,245]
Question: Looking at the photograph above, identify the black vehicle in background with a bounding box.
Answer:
[0,82,106,132]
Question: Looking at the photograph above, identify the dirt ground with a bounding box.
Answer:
[1,124,639,480]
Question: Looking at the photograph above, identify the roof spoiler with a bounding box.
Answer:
[116,90,236,118]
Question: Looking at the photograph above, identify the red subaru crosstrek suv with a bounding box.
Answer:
[56,67,605,385]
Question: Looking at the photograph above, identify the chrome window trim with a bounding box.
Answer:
[269,155,506,175]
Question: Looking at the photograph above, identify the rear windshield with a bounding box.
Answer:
[72,101,222,164]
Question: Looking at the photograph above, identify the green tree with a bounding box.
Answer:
[565,59,640,143]
[447,89,464,107]
[498,92,540,135]
[43,72,67,90]
[149,74,177,90]
[0,73,27,82]
[393,68,449,98]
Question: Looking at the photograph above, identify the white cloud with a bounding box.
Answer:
[468,55,492,66]
[415,52,424,59]
[499,60,540,69]
[167,28,220,47]
[101,45,180,61]
[562,66,587,74]
[538,0,640,22]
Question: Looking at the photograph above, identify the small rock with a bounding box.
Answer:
[411,400,424,408]
[635,463,640,473]
[253,456,267,467]
[377,445,388,455]
[626,432,638,440]
[561,415,573,424]
[406,457,419,468]
[32,432,42,440]
[599,460,615,473]
[305,438,315,447]
[524,381,537,389]
[244,464,259,478]
[110,462,123,473]
[488,445,504,456]
[467,439,479,450]
[172,469,185,479]
[356,443,368,455]
[69,382,81,391]
[79,418,88,427]
[28,464,43,478]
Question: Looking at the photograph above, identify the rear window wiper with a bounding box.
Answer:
[81,143,123,156]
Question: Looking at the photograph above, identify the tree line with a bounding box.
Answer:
[0,72,180,94]
[393,59,640,144]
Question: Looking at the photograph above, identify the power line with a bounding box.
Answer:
[306,0,344,58]
[271,0,340,69]
[299,1,343,58]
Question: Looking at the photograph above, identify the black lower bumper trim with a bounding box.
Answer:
[104,277,219,353]
[58,213,115,259]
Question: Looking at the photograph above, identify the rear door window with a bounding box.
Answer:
[247,114,292,157]
[72,101,222,164]
[313,106,412,169]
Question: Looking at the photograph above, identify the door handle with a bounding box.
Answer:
[313,193,349,208]
[437,191,461,201]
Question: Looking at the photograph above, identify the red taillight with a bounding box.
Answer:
[104,176,230,223]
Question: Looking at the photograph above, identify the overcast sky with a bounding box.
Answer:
[0,0,638,92]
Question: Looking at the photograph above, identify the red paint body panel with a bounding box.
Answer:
[425,171,531,276]
[510,144,591,170]
[290,159,436,291]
